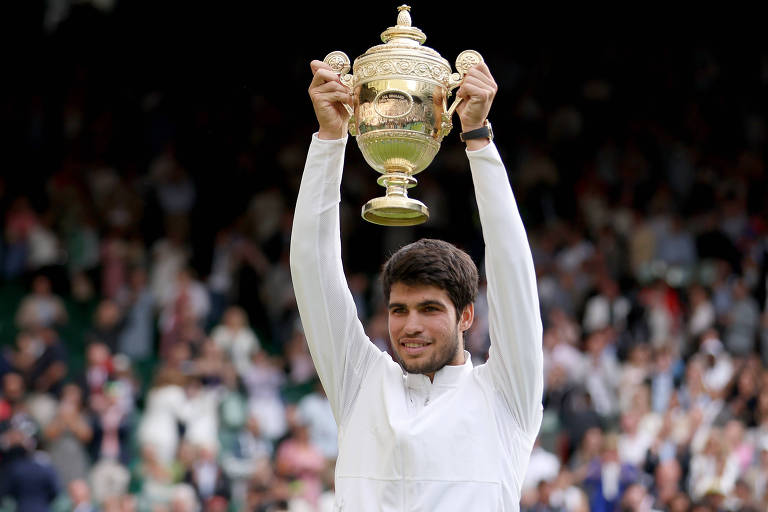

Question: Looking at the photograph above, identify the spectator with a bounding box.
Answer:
[582,330,620,419]
[649,345,678,414]
[184,443,230,505]
[686,284,716,348]
[89,380,132,465]
[619,482,654,512]
[523,438,561,497]
[43,383,93,486]
[137,368,189,464]
[3,196,37,280]
[210,305,261,377]
[133,442,179,507]
[15,274,68,330]
[724,278,760,358]
[159,268,209,356]
[688,429,739,500]
[581,433,639,512]
[274,420,326,508]
[85,299,125,354]
[80,342,114,402]
[582,275,631,334]
[241,351,287,443]
[28,327,68,396]
[57,478,98,512]
[116,266,155,361]
[89,458,131,504]
[0,428,60,512]
[296,379,337,461]
[0,372,39,447]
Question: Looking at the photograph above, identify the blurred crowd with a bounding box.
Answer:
[2,3,768,512]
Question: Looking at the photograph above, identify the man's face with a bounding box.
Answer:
[387,282,473,379]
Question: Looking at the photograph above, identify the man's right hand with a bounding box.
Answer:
[309,60,353,140]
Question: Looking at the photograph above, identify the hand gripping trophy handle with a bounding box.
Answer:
[322,51,357,136]
[442,50,484,136]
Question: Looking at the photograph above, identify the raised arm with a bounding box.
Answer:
[289,61,378,423]
[459,64,544,435]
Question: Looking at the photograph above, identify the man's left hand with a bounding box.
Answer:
[456,63,497,150]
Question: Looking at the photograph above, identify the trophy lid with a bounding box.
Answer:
[352,5,451,86]
[380,5,426,46]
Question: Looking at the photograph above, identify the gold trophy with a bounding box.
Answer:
[324,5,482,226]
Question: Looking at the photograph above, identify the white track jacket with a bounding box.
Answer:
[290,134,543,511]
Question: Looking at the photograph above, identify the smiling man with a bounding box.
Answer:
[383,240,477,378]
[290,60,543,511]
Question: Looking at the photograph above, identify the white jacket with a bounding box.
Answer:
[290,135,543,511]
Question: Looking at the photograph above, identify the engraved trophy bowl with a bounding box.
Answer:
[324,5,482,226]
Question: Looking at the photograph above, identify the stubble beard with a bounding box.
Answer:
[392,324,461,376]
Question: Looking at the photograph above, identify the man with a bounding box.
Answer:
[290,59,543,510]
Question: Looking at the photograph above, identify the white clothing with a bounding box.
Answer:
[523,446,561,491]
[297,392,339,459]
[290,135,543,511]
[211,325,261,376]
[137,385,188,463]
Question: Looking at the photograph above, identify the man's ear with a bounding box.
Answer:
[459,303,474,332]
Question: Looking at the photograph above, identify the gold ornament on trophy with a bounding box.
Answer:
[324,5,483,226]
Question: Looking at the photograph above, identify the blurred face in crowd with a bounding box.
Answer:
[68,479,91,505]
[32,275,52,296]
[223,306,247,330]
[620,483,648,510]
[387,282,473,380]
[669,492,690,512]
[96,300,121,328]
[87,342,110,366]
[581,427,603,457]
[129,267,147,290]
[2,373,25,404]
[61,383,83,409]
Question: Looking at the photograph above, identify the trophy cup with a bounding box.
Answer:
[324,5,483,226]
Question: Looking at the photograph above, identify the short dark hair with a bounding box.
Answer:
[381,238,479,314]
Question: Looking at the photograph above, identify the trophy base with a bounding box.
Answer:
[361,196,429,226]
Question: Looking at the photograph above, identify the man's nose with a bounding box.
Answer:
[403,311,423,334]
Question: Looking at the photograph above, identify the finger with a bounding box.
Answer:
[461,75,494,90]
[463,67,497,90]
[310,81,354,104]
[312,80,350,95]
[458,80,495,101]
[312,88,354,105]
[310,60,334,75]
[462,62,495,86]
[310,68,347,89]
[470,62,495,83]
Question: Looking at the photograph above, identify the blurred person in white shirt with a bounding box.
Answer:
[210,306,261,377]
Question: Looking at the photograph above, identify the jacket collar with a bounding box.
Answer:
[404,350,473,389]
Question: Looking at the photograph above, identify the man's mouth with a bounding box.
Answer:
[400,340,431,354]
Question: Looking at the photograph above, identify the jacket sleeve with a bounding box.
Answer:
[289,134,379,423]
[468,142,544,435]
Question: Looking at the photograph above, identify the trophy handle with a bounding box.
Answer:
[323,51,356,120]
[442,50,484,136]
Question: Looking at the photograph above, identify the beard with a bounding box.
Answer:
[391,323,461,376]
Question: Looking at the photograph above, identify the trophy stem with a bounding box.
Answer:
[363,168,428,226]
[378,170,417,199]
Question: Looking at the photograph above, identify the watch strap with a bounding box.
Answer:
[459,120,493,142]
